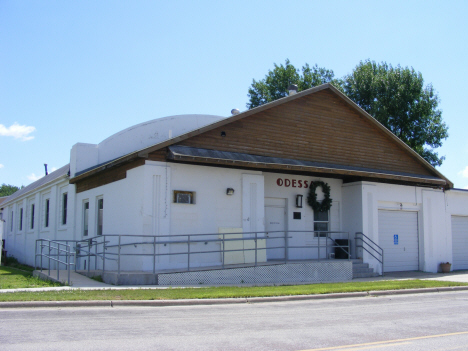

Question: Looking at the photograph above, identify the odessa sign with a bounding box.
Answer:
[276,178,310,188]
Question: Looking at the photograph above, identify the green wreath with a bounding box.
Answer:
[307,181,332,212]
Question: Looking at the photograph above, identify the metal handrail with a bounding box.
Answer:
[355,232,384,275]
[40,230,352,280]
[35,239,76,285]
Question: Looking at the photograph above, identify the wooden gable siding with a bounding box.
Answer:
[75,159,145,193]
[176,90,435,178]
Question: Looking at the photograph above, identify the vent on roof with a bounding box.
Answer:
[288,84,298,96]
[231,108,240,115]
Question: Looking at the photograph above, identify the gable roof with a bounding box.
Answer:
[2,164,70,207]
[69,84,452,188]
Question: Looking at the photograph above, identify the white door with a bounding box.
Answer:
[452,216,468,270]
[242,174,265,236]
[378,210,419,272]
[265,198,286,260]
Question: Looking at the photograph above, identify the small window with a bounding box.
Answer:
[314,209,329,237]
[62,193,68,225]
[97,198,103,235]
[83,201,89,236]
[19,208,23,231]
[173,191,195,204]
[45,199,50,228]
[31,204,35,229]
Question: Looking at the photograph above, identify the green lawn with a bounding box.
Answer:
[0,266,62,289]
[0,274,466,302]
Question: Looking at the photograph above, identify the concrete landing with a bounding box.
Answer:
[33,270,110,288]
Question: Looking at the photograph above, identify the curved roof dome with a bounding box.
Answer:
[97,114,224,164]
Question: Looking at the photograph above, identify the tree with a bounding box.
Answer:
[342,60,448,167]
[247,59,337,109]
[0,184,20,197]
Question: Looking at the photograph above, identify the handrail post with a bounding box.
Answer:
[222,233,225,269]
[68,244,71,286]
[187,235,191,272]
[118,235,121,277]
[57,243,60,282]
[153,236,156,275]
[102,236,106,275]
[255,232,258,267]
[348,231,350,261]
[318,233,320,262]
[40,240,43,272]
[48,241,51,276]
[326,233,329,260]
[95,240,97,271]
[87,239,91,275]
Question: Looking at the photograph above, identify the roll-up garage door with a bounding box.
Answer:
[378,210,419,272]
[452,216,468,270]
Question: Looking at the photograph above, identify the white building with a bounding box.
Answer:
[2,84,468,284]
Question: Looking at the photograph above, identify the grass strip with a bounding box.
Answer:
[0,266,62,289]
[0,280,466,302]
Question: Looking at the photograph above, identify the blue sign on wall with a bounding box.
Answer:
[394,234,399,245]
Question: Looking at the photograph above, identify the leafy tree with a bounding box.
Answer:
[342,60,448,167]
[0,184,20,197]
[247,59,338,109]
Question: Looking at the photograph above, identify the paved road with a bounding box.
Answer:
[2,291,468,350]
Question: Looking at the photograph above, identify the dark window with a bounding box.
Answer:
[314,209,329,237]
[19,208,23,231]
[10,211,13,232]
[97,198,103,235]
[83,201,89,236]
[31,204,35,229]
[62,193,68,225]
[45,199,50,228]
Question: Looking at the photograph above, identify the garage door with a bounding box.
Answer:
[378,210,419,272]
[452,216,468,270]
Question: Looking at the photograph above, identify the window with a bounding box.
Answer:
[173,191,195,204]
[10,211,14,232]
[31,204,35,229]
[97,198,103,235]
[19,208,23,231]
[83,201,89,236]
[45,199,50,228]
[313,209,329,237]
[62,193,68,225]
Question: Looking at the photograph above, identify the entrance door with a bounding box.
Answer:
[265,198,286,260]
[452,216,468,270]
[378,210,419,272]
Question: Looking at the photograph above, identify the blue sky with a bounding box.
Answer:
[1,1,467,189]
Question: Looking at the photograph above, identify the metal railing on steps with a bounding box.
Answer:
[354,232,384,275]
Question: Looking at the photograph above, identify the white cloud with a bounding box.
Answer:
[0,123,36,141]
[459,166,468,178]
[0,164,4,169]
[27,173,42,182]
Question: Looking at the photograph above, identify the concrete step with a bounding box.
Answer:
[352,260,379,279]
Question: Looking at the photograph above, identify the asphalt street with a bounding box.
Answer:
[2,291,468,351]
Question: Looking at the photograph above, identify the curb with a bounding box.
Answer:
[2,286,468,308]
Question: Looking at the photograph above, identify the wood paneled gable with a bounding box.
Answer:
[176,89,437,178]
